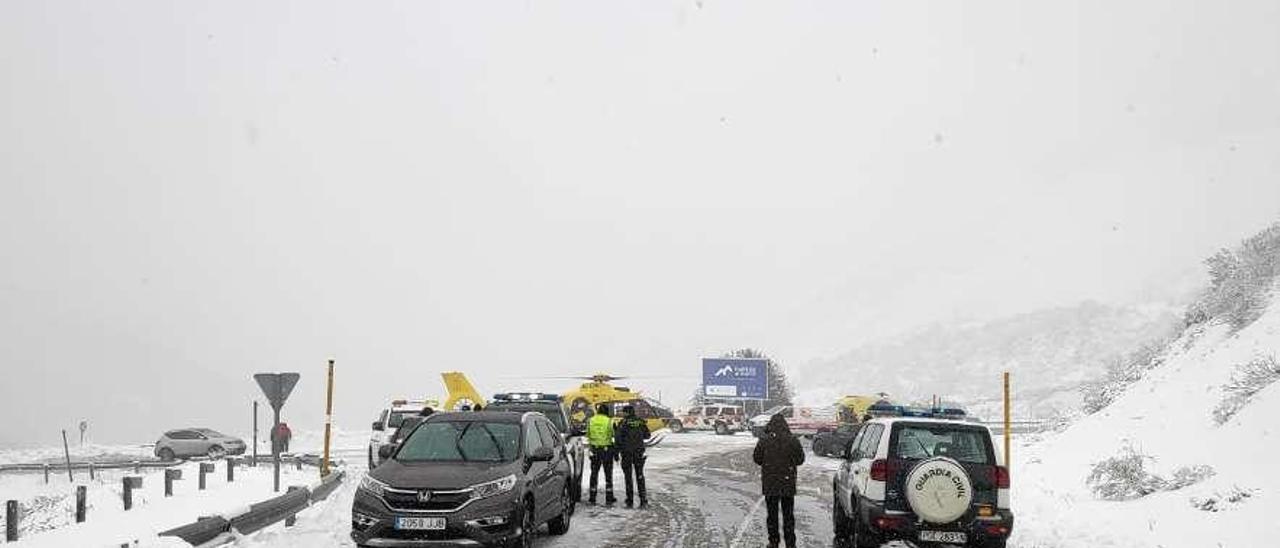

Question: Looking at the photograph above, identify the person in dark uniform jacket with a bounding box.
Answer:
[752,414,805,548]
[614,404,651,508]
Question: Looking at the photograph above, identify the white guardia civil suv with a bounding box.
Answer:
[832,417,1013,548]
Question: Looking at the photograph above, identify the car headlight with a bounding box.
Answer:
[360,475,388,497]
[470,474,517,500]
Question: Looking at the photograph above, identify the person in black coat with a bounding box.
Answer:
[614,405,651,508]
[752,413,805,548]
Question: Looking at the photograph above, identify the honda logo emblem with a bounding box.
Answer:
[417,491,432,503]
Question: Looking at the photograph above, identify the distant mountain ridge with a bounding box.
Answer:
[794,301,1181,416]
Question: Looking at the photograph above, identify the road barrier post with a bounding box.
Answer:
[198,463,214,490]
[5,500,17,541]
[1003,372,1012,471]
[284,486,304,527]
[295,455,303,471]
[61,430,74,483]
[75,486,86,523]
[88,463,95,481]
[227,458,236,483]
[122,476,142,510]
[133,461,141,474]
[322,358,335,477]
[164,469,182,497]
[43,464,49,484]
[252,401,259,468]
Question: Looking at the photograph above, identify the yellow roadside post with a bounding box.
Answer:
[1002,371,1012,470]
[322,358,335,477]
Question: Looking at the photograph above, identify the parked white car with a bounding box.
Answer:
[368,399,438,469]
[673,404,746,435]
[154,428,246,460]
[748,405,839,437]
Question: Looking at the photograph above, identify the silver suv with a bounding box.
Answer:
[154,428,247,460]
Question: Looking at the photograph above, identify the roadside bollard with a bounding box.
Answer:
[43,464,50,484]
[164,469,183,497]
[199,463,215,490]
[122,476,142,510]
[132,461,141,474]
[5,500,18,541]
[226,458,236,483]
[75,486,86,523]
[284,486,304,527]
[295,456,303,471]
[88,463,96,481]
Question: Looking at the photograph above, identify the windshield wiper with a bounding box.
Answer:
[479,423,506,461]
[455,423,473,461]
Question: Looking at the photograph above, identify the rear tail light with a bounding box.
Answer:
[872,515,907,530]
[995,466,1010,489]
[984,523,1011,536]
[870,459,898,482]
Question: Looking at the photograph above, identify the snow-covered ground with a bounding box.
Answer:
[1010,293,1280,547]
[1,458,319,547]
[0,427,366,547]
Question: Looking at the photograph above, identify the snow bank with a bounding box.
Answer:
[2,460,320,547]
[1012,288,1280,548]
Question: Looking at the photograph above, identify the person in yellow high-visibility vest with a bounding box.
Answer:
[586,403,617,505]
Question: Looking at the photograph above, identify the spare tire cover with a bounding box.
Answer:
[904,457,973,524]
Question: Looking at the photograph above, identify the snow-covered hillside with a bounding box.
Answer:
[1013,283,1279,547]
[795,301,1181,416]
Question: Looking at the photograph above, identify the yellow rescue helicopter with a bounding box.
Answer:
[559,373,679,433]
[439,371,679,434]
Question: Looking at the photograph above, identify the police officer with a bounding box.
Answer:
[586,403,617,505]
[614,404,651,508]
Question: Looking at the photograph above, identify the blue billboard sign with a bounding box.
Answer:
[702,358,769,400]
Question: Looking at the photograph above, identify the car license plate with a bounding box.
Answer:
[395,517,446,530]
[919,530,967,543]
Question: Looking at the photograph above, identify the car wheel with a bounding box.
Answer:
[832,490,851,541]
[850,501,881,548]
[669,420,684,433]
[813,439,827,456]
[714,422,729,436]
[207,445,225,459]
[158,448,176,462]
[547,484,572,535]
[509,499,535,548]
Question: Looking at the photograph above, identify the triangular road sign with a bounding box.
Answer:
[254,373,301,411]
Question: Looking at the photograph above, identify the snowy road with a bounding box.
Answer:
[228,433,859,548]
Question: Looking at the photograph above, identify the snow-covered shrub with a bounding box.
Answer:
[1081,338,1171,414]
[1186,223,1280,332]
[1212,355,1280,424]
[1168,464,1216,490]
[1086,445,1167,500]
[1190,486,1256,512]
[1088,445,1217,500]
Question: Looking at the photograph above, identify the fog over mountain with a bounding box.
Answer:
[794,300,1185,417]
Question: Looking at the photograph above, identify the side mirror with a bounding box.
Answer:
[378,444,397,460]
[372,421,384,432]
[527,446,554,462]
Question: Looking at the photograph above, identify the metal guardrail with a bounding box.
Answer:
[0,453,325,476]
[158,469,346,546]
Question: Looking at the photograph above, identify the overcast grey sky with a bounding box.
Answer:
[3,0,1279,446]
